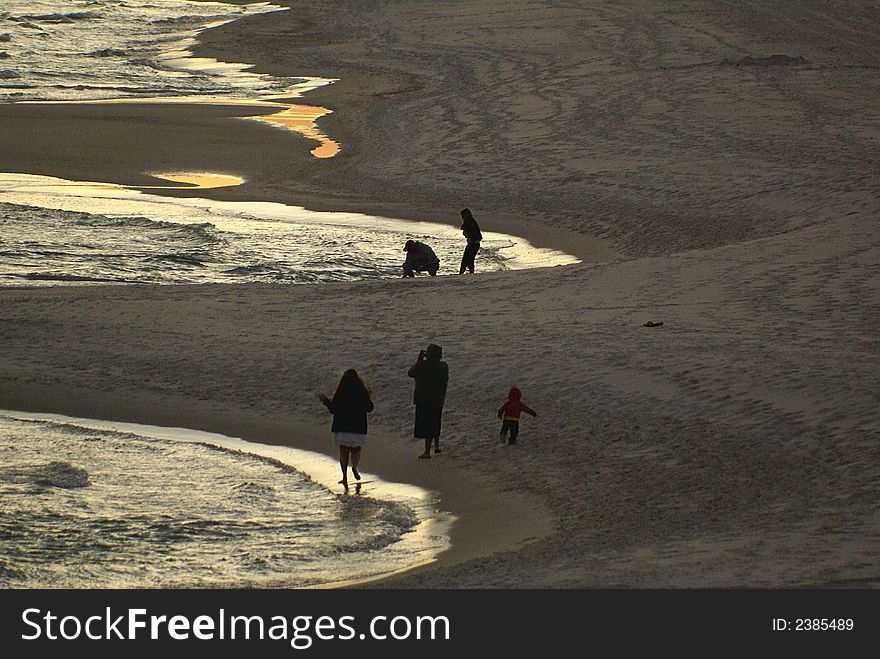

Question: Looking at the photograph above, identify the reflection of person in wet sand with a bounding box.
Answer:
[319,369,374,488]
[402,239,440,277]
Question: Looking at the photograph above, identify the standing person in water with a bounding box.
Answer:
[319,369,374,488]
[408,344,449,458]
[459,207,483,274]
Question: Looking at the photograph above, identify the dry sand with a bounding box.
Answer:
[1,0,879,587]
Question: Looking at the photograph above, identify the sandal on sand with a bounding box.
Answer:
[418,454,431,459]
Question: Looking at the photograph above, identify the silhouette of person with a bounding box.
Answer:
[402,239,440,277]
[497,386,537,444]
[408,344,449,458]
[459,208,482,274]
[319,369,374,488]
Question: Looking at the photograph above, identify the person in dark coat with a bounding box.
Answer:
[319,369,374,487]
[458,208,483,274]
[407,344,449,458]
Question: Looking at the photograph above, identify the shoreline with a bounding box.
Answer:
[0,380,554,579]
[0,101,617,266]
[2,1,878,587]
[0,171,583,285]
[0,408,454,589]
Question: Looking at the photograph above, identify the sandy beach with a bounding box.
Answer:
[1,0,879,587]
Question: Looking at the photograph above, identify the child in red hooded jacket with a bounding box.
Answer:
[497,387,537,444]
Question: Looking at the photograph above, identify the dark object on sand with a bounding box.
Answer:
[643,321,664,327]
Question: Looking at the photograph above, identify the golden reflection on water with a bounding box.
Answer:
[0,171,243,194]
[151,44,341,157]
[253,104,340,158]
[146,172,245,189]
[21,84,341,159]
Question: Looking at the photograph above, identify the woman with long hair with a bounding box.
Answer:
[318,369,374,488]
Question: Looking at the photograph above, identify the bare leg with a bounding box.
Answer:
[338,446,350,486]
[419,438,432,458]
[433,437,441,453]
[350,447,362,480]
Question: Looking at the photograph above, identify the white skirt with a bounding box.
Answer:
[332,432,367,448]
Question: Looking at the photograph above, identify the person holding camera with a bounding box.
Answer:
[407,344,449,458]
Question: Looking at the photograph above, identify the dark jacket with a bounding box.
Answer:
[408,344,449,407]
[322,391,374,434]
[498,387,537,420]
[461,216,482,243]
[403,241,440,273]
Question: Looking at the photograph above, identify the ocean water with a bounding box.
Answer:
[0,0,293,103]
[0,172,577,285]
[0,412,450,588]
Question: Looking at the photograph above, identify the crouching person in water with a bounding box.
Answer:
[402,239,440,277]
[319,369,374,488]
